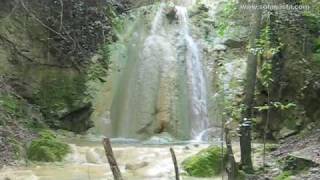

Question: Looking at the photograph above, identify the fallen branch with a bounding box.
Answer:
[170,147,180,180]
[102,138,123,180]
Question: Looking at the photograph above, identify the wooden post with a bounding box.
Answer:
[170,147,180,180]
[102,138,123,180]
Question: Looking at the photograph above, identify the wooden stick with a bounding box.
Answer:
[170,147,180,180]
[102,138,123,180]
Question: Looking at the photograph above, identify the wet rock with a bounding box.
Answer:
[224,39,246,48]
[290,145,320,165]
[307,122,316,130]
[279,127,298,139]
[184,146,190,150]
[310,167,319,173]
[143,132,174,144]
[213,44,227,51]
[60,103,94,133]
[86,149,103,164]
[198,4,209,12]
[125,161,149,170]
[165,7,178,23]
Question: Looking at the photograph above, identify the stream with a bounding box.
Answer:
[0,136,224,180]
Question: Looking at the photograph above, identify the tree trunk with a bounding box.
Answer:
[225,120,238,180]
[239,0,262,173]
[102,138,123,180]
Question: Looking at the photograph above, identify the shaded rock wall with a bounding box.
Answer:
[0,0,128,132]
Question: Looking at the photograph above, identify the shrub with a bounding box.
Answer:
[27,130,70,162]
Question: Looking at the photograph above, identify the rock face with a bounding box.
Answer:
[289,145,320,166]
[0,0,128,133]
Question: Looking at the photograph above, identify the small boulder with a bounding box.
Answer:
[125,161,149,170]
[224,39,245,48]
[213,44,227,52]
[279,127,298,139]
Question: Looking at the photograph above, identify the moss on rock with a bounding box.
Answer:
[182,146,227,177]
[27,130,70,162]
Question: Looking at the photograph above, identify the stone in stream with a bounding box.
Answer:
[125,161,149,170]
[86,148,104,164]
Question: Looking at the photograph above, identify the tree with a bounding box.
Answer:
[239,0,262,173]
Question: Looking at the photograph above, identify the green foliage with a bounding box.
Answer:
[8,136,24,159]
[34,72,87,125]
[106,5,125,34]
[275,171,292,180]
[255,25,282,59]
[301,0,320,16]
[255,102,296,112]
[260,62,273,88]
[0,95,19,115]
[272,102,296,110]
[27,130,70,162]
[313,38,320,64]
[182,146,227,177]
[88,44,111,82]
[314,53,320,64]
[217,0,237,36]
[315,38,320,50]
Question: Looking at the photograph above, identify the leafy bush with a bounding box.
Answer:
[182,146,227,177]
[27,130,70,162]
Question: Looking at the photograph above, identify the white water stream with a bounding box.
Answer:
[0,138,222,180]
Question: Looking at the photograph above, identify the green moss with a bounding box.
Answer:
[275,171,292,180]
[33,70,88,127]
[313,53,320,64]
[182,146,227,177]
[27,130,70,162]
[0,95,20,115]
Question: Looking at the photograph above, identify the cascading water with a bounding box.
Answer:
[175,6,209,139]
[110,3,210,140]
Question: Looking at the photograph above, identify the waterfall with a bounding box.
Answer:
[110,3,209,140]
[175,6,209,139]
